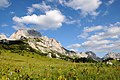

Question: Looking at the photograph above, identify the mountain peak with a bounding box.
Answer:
[10,29,42,40]
[85,51,97,58]
[103,52,120,60]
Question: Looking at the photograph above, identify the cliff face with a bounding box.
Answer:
[28,36,66,54]
[9,29,67,58]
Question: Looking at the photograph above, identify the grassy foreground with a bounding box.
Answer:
[0,50,120,80]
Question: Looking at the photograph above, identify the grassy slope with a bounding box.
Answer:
[0,42,120,80]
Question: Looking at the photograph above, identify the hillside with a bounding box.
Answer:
[0,40,74,61]
[0,47,120,79]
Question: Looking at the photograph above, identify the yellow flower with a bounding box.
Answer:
[58,75,67,80]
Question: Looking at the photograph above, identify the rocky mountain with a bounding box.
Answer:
[9,29,67,58]
[28,36,67,54]
[85,51,102,61]
[0,34,7,40]
[10,29,42,39]
[66,51,101,61]
[103,52,120,60]
[0,29,101,61]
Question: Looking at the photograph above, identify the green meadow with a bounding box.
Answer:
[0,42,120,80]
[0,50,120,80]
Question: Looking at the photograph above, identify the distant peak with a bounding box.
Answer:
[103,52,120,60]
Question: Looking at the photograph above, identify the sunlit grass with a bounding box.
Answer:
[0,50,120,80]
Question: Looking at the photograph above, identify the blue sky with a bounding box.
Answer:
[0,0,120,57]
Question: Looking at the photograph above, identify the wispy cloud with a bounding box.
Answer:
[27,1,51,15]
[1,24,8,27]
[10,11,15,15]
[67,43,81,51]
[78,26,104,39]
[0,0,11,8]
[106,0,115,6]
[69,22,120,52]
[102,0,115,16]
[83,26,103,33]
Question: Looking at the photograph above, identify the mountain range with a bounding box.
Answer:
[0,29,120,61]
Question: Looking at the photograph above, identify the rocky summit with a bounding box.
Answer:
[10,29,42,39]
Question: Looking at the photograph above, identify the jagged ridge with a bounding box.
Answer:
[0,29,101,61]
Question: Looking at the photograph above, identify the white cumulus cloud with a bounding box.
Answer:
[13,10,65,30]
[60,0,102,16]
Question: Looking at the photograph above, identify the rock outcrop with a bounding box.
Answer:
[103,52,120,60]
[0,34,7,40]
[28,36,66,54]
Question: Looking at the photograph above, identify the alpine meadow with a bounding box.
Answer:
[0,0,120,80]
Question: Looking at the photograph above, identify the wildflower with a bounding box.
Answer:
[58,75,66,80]
[10,72,13,76]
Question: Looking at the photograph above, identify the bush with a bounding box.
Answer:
[73,58,97,63]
